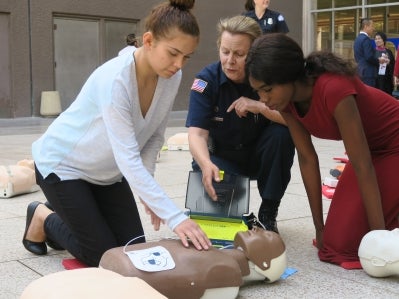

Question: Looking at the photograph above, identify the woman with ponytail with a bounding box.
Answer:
[246,33,399,266]
[23,0,211,267]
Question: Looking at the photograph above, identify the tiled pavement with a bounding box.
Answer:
[0,115,398,298]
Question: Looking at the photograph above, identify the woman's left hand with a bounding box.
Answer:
[174,219,212,250]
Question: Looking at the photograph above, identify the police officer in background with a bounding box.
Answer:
[186,15,294,233]
[243,0,289,34]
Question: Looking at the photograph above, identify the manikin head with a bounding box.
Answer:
[234,227,287,283]
[358,229,399,278]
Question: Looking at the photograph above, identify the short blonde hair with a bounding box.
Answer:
[216,15,262,49]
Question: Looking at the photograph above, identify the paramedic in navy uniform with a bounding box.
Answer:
[186,15,294,233]
[243,0,289,34]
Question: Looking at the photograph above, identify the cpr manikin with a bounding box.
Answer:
[20,268,167,299]
[358,228,399,278]
[99,227,287,299]
[234,227,287,283]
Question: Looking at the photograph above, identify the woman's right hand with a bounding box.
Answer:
[174,219,212,250]
[141,199,164,231]
[201,163,221,201]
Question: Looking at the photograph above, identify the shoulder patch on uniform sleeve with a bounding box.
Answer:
[278,14,285,21]
[191,78,208,93]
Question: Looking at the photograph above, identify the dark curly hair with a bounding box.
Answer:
[246,33,356,85]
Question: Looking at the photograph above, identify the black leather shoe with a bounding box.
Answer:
[258,200,280,234]
[22,201,47,255]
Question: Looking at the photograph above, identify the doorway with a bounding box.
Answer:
[53,18,100,110]
[0,13,11,117]
[53,17,138,111]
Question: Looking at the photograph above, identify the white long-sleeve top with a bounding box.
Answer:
[32,50,187,230]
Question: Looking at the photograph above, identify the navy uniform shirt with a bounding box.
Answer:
[186,62,269,151]
[243,9,289,34]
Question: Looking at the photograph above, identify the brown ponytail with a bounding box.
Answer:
[145,0,199,40]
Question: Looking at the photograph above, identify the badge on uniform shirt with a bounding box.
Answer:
[267,18,273,25]
[191,78,208,93]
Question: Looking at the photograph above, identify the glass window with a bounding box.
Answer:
[334,10,357,59]
[310,0,399,60]
[368,0,389,4]
[317,0,332,9]
[315,12,332,51]
[335,0,359,8]
[387,5,399,36]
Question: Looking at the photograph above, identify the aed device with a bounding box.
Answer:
[185,171,250,247]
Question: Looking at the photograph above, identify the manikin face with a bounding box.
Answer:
[234,228,287,283]
[219,31,252,84]
[249,77,295,111]
[146,29,198,79]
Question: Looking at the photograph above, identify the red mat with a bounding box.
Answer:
[312,239,362,270]
[62,258,88,270]
[322,184,335,199]
[333,157,349,163]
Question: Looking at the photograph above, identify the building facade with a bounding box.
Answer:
[304,0,399,60]
[2,1,399,118]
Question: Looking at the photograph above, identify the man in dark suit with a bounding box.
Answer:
[353,18,382,87]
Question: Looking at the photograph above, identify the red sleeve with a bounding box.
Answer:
[316,74,357,115]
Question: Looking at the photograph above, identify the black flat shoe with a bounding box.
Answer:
[22,201,47,255]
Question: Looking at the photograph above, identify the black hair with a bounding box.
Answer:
[244,0,254,11]
[360,17,372,30]
[126,33,137,46]
[246,33,356,85]
[375,31,387,44]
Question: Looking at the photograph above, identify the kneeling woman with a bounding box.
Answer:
[245,33,399,265]
[22,0,211,267]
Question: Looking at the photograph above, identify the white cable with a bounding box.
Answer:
[123,235,146,254]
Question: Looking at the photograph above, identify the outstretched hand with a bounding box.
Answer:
[174,219,212,250]
[227,96,262,118]
[141,200,164,231]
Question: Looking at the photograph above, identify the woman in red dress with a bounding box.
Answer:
[245,33,399,265]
